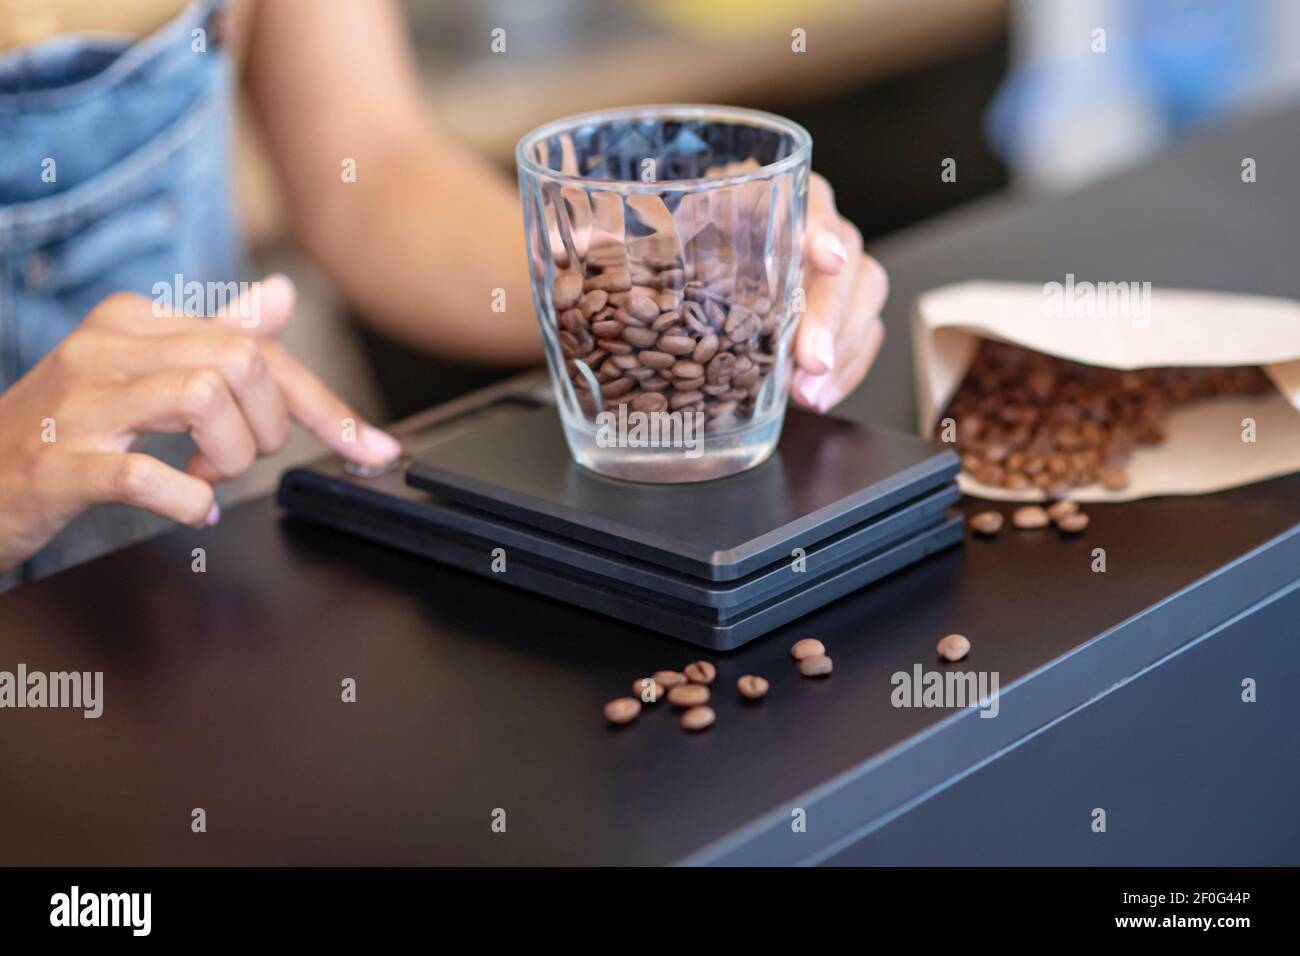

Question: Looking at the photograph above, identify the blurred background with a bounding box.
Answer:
[234,0,1300,496]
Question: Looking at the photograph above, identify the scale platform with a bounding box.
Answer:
[278,389,962,650]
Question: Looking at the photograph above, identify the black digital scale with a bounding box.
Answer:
[277,376,962,650]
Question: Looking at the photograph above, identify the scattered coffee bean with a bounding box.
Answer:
[1056,511,1090,533]
[680,706,716,732]
[684,660,717,685]
[969,511,1004,535]
[791,638,825,660]
[668,684,710,707]
[604,697,641,725]
[1012,505,1050,529]
[798,654,833,677]
[937,633,970,662]
[1046,499,1078,522]
[633,678,665,703]
[737,675,769,700]
[653,670,687,688]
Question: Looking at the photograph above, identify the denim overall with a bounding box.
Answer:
[0,1,240,587]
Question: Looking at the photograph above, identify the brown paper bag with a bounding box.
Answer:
[912,281,1300,501]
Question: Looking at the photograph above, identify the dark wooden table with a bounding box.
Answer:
[2,103,1297,866]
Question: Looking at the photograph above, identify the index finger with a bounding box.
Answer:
[260,341,401,465]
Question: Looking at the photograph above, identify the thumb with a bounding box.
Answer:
[212,273,296,338]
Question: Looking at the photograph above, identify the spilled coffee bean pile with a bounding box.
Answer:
[945,341,1271,494]
[553,242,780,429]
[604,641,831,732]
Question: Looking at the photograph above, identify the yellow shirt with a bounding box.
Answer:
[0,0,188,51]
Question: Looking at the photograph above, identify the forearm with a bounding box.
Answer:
[246,0,541,367]
[299,139,542,366]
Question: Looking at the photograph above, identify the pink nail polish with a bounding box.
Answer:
[817,384,843,414]
[361,426,402,462]
[815,231,849,270]
[205,503,221,527]
[794,371,826,408]
[811,326,835,374]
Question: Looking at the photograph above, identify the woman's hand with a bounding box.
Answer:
[0,275,400,572]
[791,173,889,413]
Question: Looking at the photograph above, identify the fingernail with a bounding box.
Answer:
[262,272,297,298]
[813,230,849,270]
[205,503,221,527]
[793,370,826,408]
[361,426,402,462]
[808,325,835,375]
[816,383,843,414]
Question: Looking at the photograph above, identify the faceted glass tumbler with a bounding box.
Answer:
[517,105,811,482]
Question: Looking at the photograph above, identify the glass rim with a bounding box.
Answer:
[515,103,812,193]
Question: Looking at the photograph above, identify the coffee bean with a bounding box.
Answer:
[667,684,710,707]
[553,274,583,310]
[637,349,675,370]
[706,352,736,384]
[791,638,825,660]
[936,633,970,662]
[969,511,1004,535]
[1098,464,1128,491]
[579,290,608,318]
[684,660,716,684]
[681,301,711,335]
[672,360,705,380]
[651,312,680,332]
[625,293,660,322]
[798,654,833,677]
[601,377,636,398]
[669,390,704,409]
[656,290,681,312]
[586,269,631,293]
[657,268,685,290]
[1056,511,1090,533]
[630,392,668,413]
[622,325,660,348]
[615,306,647,329]
[1012,505,1050,529]
[657,334,696,356]
[680,706,716,731]
[633,678,665,703]
[558,331,581,359]
[653,670,687,688]
[674,375,706,391]
[737,675,769,700]
[1046,499,1078,521]
[692,335,720,364]
[592,319,623,339]
[604,697,641,725]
